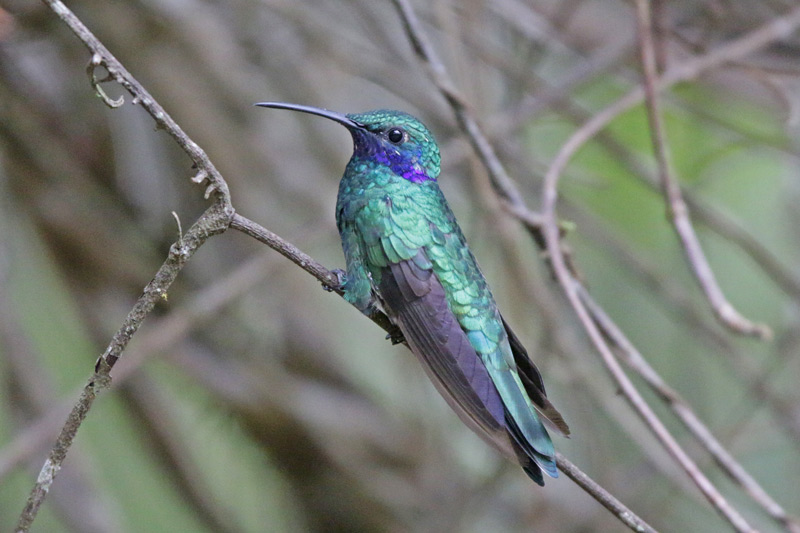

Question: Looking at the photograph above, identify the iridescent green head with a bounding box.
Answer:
[255,103,441,182]
[344,109,440,182]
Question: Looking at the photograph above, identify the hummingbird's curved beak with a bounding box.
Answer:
[254,102,365,130]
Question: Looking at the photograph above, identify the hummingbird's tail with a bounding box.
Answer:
[507,413,559,486]
[504,317,571,438]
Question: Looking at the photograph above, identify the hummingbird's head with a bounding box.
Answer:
[255,103,441,182]
[344,109,440,183]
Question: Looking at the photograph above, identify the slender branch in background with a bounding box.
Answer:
[687,197,800,300]
[542,2,800,201]
[572,202,800,447]
[635,0,770,339]
[539,4,800,334]
[537,3,800,532]
[15,200,232,533]
[390,0,546,240]
[543,157,756,533]
[579,286,800,533]
[635,3,797,529]
[449,16,800,311]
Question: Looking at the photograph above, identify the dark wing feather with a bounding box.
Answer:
[377,255,509,447]
[503,317,570,437]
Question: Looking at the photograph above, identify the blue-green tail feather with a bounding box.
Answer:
[488,356,558,479]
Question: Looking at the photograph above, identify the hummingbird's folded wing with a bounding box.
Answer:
[377,255,556,484]
[376,256,515,453]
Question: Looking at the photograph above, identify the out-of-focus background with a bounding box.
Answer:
[1,1,800,531]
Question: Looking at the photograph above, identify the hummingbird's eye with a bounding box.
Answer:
[387,128,405,144]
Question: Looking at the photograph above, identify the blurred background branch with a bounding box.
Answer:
[2,0,800,532]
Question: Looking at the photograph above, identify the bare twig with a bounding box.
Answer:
[578,111,800,305]
[635,0,770,339]
[687,196,800,301]
[15,200,233,533]
[531,7,800,527]
[529,2,800,527]
[14,3,240,528]
[532,4,800,529]
[543,3,800,194]
[41,0,230,202]
[229,213,340,291]
[229,213,406,341]
[570,203,800,447]
[444,30,800,309]
[542,193,756,533]
[539,5,800,337]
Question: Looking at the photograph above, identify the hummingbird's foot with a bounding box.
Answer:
[385,324,406,345]
[325,269,347,292]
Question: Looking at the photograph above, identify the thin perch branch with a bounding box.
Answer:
[15,3,238,527]
[634,0,770,339]
[555,453,657,533]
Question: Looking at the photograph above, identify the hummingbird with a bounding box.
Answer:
[256,103,569,484]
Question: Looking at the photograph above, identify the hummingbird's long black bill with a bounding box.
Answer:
[254,102,364,130]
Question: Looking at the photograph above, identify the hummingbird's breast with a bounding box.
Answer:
[335,161,413,230]
[335,162,445,278]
